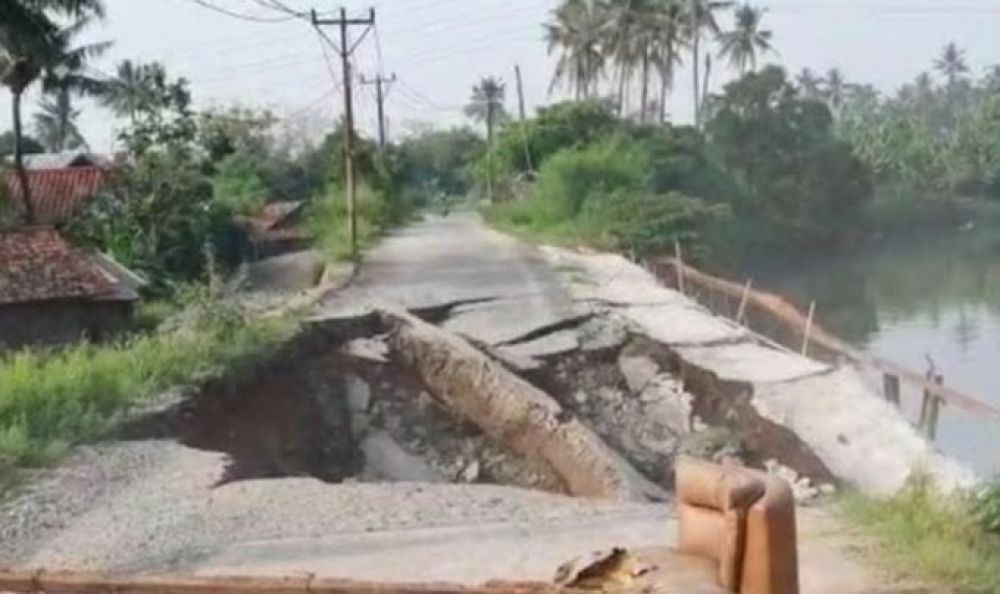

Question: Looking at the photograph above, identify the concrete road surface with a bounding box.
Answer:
[321,212,585,347]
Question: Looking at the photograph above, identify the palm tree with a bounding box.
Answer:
[465,77,507,202]
[823,67,847,112]
[34,92,86,151]
[935,42,969,88]
[98,60,164,125]
[688,0,733,127]
[653,0,688,123]
[36,17,109,152]
[796,68,822,99]
[0,0,105,224]
[545,0,607,100]
[717,3,772,75]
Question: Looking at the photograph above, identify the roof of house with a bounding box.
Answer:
[0,227,135,306]
[2,167,107,225]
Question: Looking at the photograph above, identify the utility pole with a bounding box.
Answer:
[514,64,527,121]
[513,64,534,173]
[311,7,375,262]
[361,72,397,148]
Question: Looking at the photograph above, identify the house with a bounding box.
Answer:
[0,227,142,349]
[237,201,311,259]
[2,166,107,225]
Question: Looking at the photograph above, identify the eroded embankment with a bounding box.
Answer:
[116,301,837,503]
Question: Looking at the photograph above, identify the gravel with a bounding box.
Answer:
[0,440,658,573]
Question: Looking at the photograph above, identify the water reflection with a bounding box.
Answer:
[743,229,1000,477]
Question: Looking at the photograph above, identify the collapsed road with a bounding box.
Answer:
[0,213,972,592]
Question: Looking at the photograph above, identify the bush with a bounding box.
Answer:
[0,308,296,468]
[306,182,400,261]
[487,138,724,258]
[529,139,648,223]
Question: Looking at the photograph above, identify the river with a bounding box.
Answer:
[744,229,1000,479]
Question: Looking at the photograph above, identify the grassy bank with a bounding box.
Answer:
[0,305,297,476]
[840,479,1000,591]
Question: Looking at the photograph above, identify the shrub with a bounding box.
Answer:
[974,482,1000,535]
[841,477,1000,590]
[306,182,394,261]
[529,139,648,223]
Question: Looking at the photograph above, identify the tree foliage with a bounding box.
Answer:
[706,65,872,246]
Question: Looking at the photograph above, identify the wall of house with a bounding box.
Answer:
[0,299,135,349]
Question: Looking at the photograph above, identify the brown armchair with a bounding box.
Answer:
[633,458,799,594]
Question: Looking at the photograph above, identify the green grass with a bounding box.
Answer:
[840,478,1000,591]
[0,309,297,469]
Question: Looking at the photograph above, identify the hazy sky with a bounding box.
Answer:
[4,0,1000,151]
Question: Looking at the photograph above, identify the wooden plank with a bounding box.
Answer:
[0,570,567,594]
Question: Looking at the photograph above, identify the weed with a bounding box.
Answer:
[840,477,1000,591]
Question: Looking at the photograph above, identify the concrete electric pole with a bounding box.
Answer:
[361,72,397,148]
[311,7,375,261]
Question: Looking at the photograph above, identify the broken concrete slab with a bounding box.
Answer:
[674,342,829,384]
[442,296,586,347]
[753,367,977,496]
[360,431,445,483]
[542,247,689,307]
[380,308,665,501]
[618,354,659,394]
[623,303,748,346]
[497,330,579,360]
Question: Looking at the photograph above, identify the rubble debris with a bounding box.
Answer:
[380,308,664,501]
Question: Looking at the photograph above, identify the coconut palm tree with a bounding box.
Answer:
[687,0,733,127]
[823,67,847,112]
[653,0,688,123]
[717,3,772,75]
[545,0,607,100]
[796,68,822,100]
[465,77,507,202]
[935,42,969,88]
[36,17,109,152]
[0,0,105,224]
[97,60,167,125]
[34,91,86,151]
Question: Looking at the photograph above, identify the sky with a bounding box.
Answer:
[5,0,1000,152]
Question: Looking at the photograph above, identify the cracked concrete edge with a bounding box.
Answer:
[377,307,668,502]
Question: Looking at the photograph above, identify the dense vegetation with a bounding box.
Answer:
[486,69,871,261]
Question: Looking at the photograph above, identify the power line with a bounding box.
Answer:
[179,0,296,22]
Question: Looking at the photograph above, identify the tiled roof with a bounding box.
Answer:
[2,167,107,224]
[0,227,117,306]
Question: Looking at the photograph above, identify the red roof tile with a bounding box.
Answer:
[3,167,107,224]
[0,227,116,305]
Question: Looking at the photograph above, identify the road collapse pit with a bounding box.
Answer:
[508,314,835,495]
[119,319,565,492]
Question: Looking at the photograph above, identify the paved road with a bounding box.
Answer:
[321,212,585,346]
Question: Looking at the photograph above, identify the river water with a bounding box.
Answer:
[744,229,1000,478]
